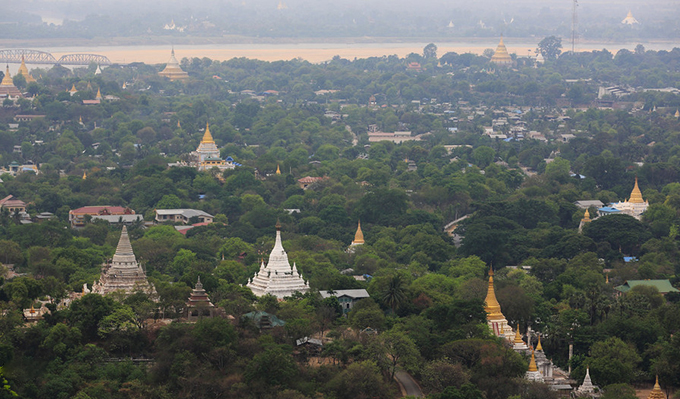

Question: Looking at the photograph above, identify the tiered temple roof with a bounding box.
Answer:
[185,277,217,321]
[247,222,309,299]
[490,36,513,66]
[92,226,155,296]
[158,49,189,81]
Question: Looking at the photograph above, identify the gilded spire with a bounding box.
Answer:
[675,109,680,118]
[647,376,664,399]
[82,171,87,180]
[95,88,102,100]
[1,65,13,86]
[276,164,281,174]
[485,266,506,321]
[69,83,77,93]
[200,123,215,144]
[514,328,523,344]
[18,56,36,83]
[629,177,645,204]
[536,335,543,351]
[583,209,591,221]
[490,35,513,65]
[528,347,538,372]
[352,220,365,245]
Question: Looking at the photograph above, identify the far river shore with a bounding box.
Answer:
[1,37,677,66]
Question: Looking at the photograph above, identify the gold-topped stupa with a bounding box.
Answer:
[536,335,543,351]
[0,65,22,98]
[95,88,102,100]
[629,176,644,203]
[490,36,513,66]
[528,348,538,372]
[647,376,664,399]
[485,266,512,338]
[69,84,77,95]
[17,56,36,83]
[158,48,189,81]
[1,65,14,86]
[201,123,215,144]
[352,220,365,245]
[276,164,281,175]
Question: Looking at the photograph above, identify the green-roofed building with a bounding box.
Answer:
[614,280,679,295]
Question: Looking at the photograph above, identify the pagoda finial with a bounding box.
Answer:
[196,276,203,290]
[485,265,506,321]
[96,88,102,100]
[1,65,12,86]
[629,176,644,204]
[82,171,87,180]
[528,347,538,372]
[200,122,215,144]
[275,219,282,230]
[536,335,543,351]
[276,164,281,175]
[352,220,365,245]
[514,328,523,344]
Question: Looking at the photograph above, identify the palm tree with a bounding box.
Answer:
[382,274,407,314]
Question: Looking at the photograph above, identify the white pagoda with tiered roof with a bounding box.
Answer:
[247,222,309,299]
[92,226,155,296]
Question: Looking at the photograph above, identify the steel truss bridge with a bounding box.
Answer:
[0,49,112,66]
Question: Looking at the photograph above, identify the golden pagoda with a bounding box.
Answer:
[1,65,14,86]
[82,171,87,180]
[17,56,36,83]
[0,65,22,98]
[528,348,538,372]
[177,120,181,128]
[485,266,512,337]
[158,48,189,81]
[191,123,233,172]
[647,376,664,399]
[201,123,215,144]
[675,109,680,118]
[352,220,365,245]
[95,88,102,100]
[536,335,543,351]
[276,164,281,175]
[490,36,513,66]
[629,176,644,203]
[79,116,83,124]
[86,81,93,91]
[69,84,77,95]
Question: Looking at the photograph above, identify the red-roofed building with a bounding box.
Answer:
[69,206,135,227]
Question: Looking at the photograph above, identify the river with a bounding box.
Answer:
[3,39,678,74]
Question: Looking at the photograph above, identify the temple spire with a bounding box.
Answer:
[629,176,644,204]
[1,65,12,86]
[95,88,102,100]
[536,335,543,351]
[528,347,538,372]
[647,376,664,399]
[201,123,215,144]
[352,220,365,245]
[485,266,505,321]
[276,164,281,174]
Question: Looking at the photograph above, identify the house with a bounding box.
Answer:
[0,195,26,214]
[615,280,679,295]
[297,176,325,190]
[69,206,136,228]
[574,200,604,210]
[320,289,370,314]
[90,214,144,226]
[155,209,214,224]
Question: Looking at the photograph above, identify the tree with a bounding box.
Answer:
[381,274,407,314]
[423,43,438,59]
[376,330,420,379]
[538,36,562,60]
[587,337,641,386]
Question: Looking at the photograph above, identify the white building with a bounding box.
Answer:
[247,222,309,299]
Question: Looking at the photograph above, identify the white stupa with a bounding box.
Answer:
[575,367,599,396]
[621,10,639,25]
[246,222,309,299]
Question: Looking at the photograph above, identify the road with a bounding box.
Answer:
[394,370,423,398]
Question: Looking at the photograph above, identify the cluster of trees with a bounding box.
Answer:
[0,45,680,398]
